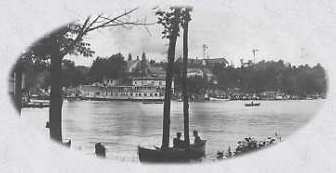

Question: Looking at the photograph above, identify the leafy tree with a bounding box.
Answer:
[62,60,87,87]
[155,7,182,149]
[128,53,132,61]
[141,52,146,61]
[88,53,127,82]
[14,8,152,142]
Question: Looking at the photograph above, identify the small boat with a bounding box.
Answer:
[245,102,260,107]
[138,140,206,162]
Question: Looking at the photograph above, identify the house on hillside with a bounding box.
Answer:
[126,59,141,73]
[202,58,230,68]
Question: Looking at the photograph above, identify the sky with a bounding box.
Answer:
[66,0,331,67]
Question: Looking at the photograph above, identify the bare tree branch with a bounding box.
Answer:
[60,7,156,57]
[85,15,102,31]
[86,7,139,32]
[103,21,156,27]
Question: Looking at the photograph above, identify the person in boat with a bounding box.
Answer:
[193,130,202,145]
[173,132,185,148]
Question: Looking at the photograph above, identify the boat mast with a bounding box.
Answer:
[161,8,181,150]
[182,7,192,150]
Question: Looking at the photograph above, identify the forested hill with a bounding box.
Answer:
[210,60,327,96]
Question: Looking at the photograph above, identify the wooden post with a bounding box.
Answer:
[13,66,22,114]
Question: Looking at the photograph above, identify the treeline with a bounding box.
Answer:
[16,53,138,89]
[15,53,327,96]
[13,57,90,90]
[171,59,327,97]
[211,60,327,96]
[87,53,127,82]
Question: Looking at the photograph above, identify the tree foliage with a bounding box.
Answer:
[62,60,88,87]
[88,53,127,82]
[212,60,327,96]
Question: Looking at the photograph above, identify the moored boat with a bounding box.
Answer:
[138,140,206,162]
[244,102,261,107]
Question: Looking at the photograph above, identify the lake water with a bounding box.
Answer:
[21,100,323,162]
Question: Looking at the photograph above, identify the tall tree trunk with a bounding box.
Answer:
[182,17,190,150]
[161,10,180,150]
[14,66,22,114]
[49,54,63,142]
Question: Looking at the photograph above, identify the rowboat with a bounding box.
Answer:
[245,102,261,107]
[138,140,206,162]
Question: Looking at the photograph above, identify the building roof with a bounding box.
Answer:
[203,58,229,65]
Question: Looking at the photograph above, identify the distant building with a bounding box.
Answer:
[202,68,216,82]
[176,57,229,68]
[202,58,229,68]
[240,59,254,68]
[126,60,141,73]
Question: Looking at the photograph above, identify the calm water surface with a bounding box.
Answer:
[22,100,323,162]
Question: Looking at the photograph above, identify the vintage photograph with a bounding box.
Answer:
[9,5,327,163]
